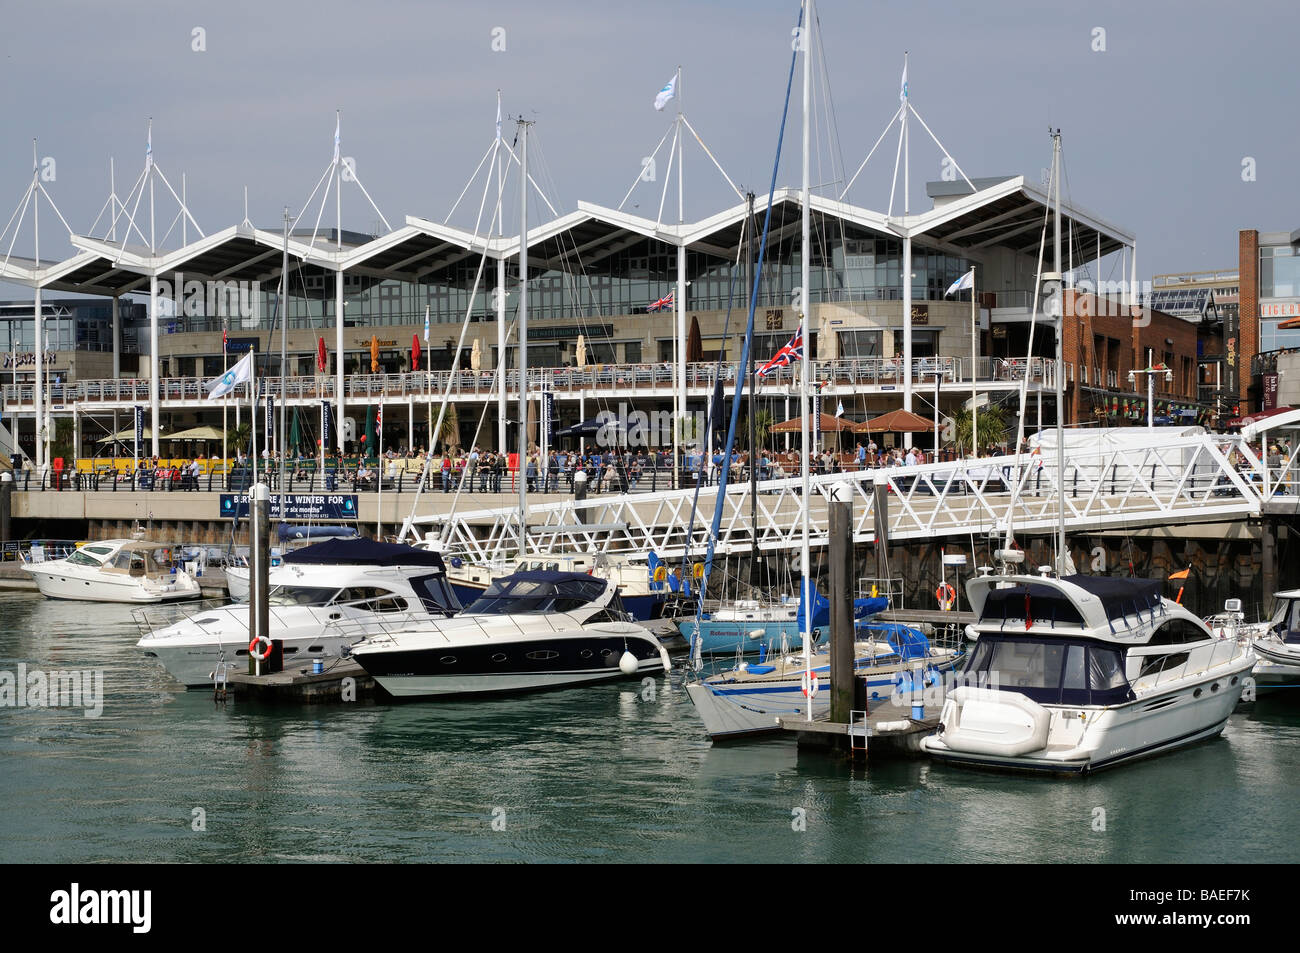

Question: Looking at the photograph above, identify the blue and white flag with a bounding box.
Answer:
[836,400,845,417]
[333,115,340,163]
[944,271,974,297]
[145,124,153,171]
[899,61,908,103]
[654,74,677,112]
[423,305,430,344]
[495,94,502,143]
[206,351,253,400]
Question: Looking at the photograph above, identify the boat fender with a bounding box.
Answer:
[249,636,273,661]
[618,650,639,675]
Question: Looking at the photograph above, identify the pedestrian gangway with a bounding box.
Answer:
[410,433,1277,564]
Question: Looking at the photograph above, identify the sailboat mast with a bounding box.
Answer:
[279,206,289,521]
[747,192,758,591]
[517,120,531,559]
[800,0,814,720]
[1052,130,1066,572]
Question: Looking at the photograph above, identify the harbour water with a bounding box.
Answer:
[1,590,1297,864]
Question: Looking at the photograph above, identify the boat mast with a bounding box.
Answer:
[279,206,289,526]
[1052,130,1067,574]
[746,191,759,593]
[801,0,813,720]
[517,119,531,559]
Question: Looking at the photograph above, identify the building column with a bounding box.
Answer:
[149,273,160,458]
[34,284,43,471]
[112,294,121,380]
[335,268,345,452]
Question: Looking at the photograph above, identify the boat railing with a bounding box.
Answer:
[351,609,573,649]
[133,599,323,645]
[321,609,450,645]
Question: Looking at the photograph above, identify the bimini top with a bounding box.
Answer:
[282,538,447,571]
[466,571,610,615]
[970,574,1165,638]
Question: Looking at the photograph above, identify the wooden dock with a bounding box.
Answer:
[777,699,940,761]
[223,658,382,703]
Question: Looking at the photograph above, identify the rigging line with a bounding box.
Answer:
[445,140,498,225]
[618,124,675,211]
[679,215,750,584]
[701,0,803,596]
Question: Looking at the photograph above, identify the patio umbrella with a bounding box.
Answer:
[370,335,380,374]
[686,314,703,364]
[852,409,933,433]
[470,338,482,370]
[162,425,225,442]
[363,404,375,458]
[288,414,301,454]
[98,427,155,442]
[411,334,421,372]
[317,337,327,373]
[769,413,857,434]
[576,334,587,368]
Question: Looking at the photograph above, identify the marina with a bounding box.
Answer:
[0,0,1297,895]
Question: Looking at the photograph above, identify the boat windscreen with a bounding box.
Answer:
[267,585,339,607]
[961,635,1132,706]
[467,576,606,615]
[409,572,461,617]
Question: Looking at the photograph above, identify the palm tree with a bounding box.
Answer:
[951,405,1007,455]
[741,408,775,452]
[438,403,460,450]
[230,422,252,457]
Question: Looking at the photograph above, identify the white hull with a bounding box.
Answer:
[141,622,356,688]
[924,658,1254,774]
[226,566,250,602]
[26,564,200,604]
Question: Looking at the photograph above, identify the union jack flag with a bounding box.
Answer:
[757,332,803,378]
[647,291,674,312]
[376,407,383,429]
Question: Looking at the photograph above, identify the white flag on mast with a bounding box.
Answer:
[495,95,502,143]
[654,74,677,111]
[206,351,253,400]
[333,115,340,163]
[899,61,908,103]
[423,305,430,344]
[145,124,153,171]
[944,271,974,297]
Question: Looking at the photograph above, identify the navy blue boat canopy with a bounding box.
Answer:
[282,538,447,570]
[979,575,1162,626]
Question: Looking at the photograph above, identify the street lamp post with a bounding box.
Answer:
[1128,363,1173,429]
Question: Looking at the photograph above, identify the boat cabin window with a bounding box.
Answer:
[962,635,1132,705]
[333,587,409,613]
[1137,651,1190,680]
[408,573,461,617]
[467,576,607,615]
[84,546,114,558]
[66,551,103,567]
[267,585,340,607]
[1147,619,1210,646]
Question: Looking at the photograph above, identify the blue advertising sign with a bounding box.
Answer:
[219,493,358,521]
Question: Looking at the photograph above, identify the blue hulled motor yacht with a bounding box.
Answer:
[923,574,1255,774]
[349,570,671,698]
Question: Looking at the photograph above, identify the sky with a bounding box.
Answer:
[0,0,1294,294]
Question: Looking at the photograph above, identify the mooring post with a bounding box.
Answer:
[0,471,12,554]
[829,499,854,725]
[872,472,889,587]
[249,482,270,675]
[1261,518,1277,618]
[572,468,587,527]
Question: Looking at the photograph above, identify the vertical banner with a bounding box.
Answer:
[134,405,143,447]
[321,400,331,448]
[265,393,275,455]
[1224,305,1240,399]
[1264,373,1279,411]
[813,391,822,451]
[543,390,555,447]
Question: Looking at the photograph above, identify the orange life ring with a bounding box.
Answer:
[249,636,273,661]
[936,583,957,611]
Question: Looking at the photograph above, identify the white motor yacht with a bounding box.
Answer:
[23,539,201,604]
[350,569,671,698]
[1207,592,1300,695]
[137,539,459,687]
[923,574,1255,774]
